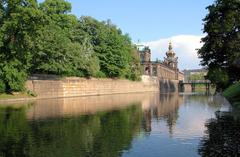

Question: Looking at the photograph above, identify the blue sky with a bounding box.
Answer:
[38,0,215,69]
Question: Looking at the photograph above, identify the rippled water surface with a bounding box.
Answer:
[0,93,239,157]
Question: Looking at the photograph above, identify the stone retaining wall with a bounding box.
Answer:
[159,79,179,93]
[26,75,159,99]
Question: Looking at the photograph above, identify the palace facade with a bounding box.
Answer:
[138,43,184,81]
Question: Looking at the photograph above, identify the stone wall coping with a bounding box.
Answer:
[28,75,143,82]
[62,77,140,82]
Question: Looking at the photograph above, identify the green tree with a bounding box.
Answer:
[33,0,100,77]
[207,67,229,92]
[127,47,141,81]
[0,0,42,91]
[0,0,4,26]
[0,0,141,93]
[189,73,205,81]
[198,0,240,90]
[79,16,141,79]
[39,0,71,14]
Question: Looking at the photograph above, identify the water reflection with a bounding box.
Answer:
[0,104,142,157]
[142,94,182,134]
[198,110,240,157]
[27,93,157,119]
[0,93,232,157]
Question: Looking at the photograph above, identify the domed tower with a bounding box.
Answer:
[164,42,178,69]
[143,46,151,62]
[138,46,151,63]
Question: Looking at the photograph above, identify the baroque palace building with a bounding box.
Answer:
[138,42,184,81]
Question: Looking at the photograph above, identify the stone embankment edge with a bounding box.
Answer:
[0,91,159,104]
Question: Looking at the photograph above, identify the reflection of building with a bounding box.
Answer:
[141,94,183,134]
[137,43,184,81]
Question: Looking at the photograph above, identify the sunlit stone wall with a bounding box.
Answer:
[183,84,192,93]
[26,75,159,99]
[178,72,184,81]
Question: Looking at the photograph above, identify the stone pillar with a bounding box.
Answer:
[149,65,153,76]
[183,84,192,92]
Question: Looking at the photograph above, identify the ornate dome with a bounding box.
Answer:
[166,42,175,57]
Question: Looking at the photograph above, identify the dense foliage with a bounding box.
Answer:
[223,81,240,106]
[0,0,141,93]
[189,73,205,81]
[198,0,240,91]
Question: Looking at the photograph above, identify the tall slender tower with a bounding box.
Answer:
[164,42,178,69]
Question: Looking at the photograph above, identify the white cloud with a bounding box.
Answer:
[141,35,204,70]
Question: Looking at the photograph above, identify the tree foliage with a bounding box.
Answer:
[198,0,240,90]
[0,0,141,93]
[207,67,229,91]
[79,16,140,79]
[189,73,206,81]
[0,0,41,92]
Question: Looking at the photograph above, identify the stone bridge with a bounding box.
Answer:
[179,80,211,93]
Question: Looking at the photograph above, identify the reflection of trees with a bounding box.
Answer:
[0,107,31,157]
[0,104,142,157]
[198,111,240,157]
[142,110,152,133]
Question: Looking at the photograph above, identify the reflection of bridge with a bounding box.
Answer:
[179,80,211,93]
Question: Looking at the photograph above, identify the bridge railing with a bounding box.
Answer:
[183,80,211,84]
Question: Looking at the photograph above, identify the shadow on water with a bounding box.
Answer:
[198,108,240,157]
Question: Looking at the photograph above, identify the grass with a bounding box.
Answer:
[0,93,32,100]
[223,82,240,106]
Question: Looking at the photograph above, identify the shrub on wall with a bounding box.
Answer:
[2,65,27,92]
[0,80,5,93]
[223,82,240,106]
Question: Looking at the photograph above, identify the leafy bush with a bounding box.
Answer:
[27,90,37,97]
[95,71,106,78]
[3,65,27,92]
[223,82,240,105]
[207,68,229,91]
[0,80,6,93]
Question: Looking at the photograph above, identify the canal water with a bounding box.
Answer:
[0,93,239,157]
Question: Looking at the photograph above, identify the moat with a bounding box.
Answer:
[0,93,239,157]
